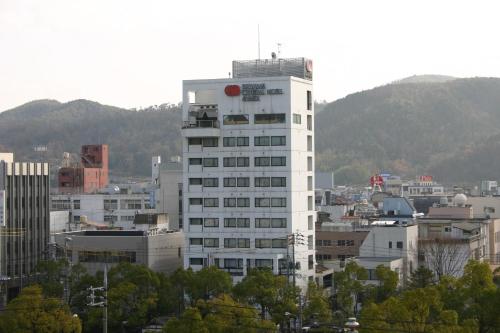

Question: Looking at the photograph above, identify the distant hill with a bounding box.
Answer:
[3,77,500,185]
[0,100,182,178]
[315,77,500,184]
[392,74,457,84]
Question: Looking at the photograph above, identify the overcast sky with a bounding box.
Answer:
[1,0,500,111]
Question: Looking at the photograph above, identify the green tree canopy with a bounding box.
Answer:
[0,285,82,333]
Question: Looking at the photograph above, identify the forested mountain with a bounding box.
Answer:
[2,76,500,184]
[0,99,182,178]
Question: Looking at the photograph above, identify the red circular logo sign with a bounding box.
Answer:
[305,60,313,73]
[224,85,241,96]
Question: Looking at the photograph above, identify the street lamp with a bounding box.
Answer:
[344,317,359,332]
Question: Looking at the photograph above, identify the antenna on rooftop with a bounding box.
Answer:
[277,43,282,58]
[257,24,261,59]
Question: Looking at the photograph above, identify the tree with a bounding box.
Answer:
[372,265,399,302]
[35,259,67,298]
[333,261,367,316]
[0,285,82,333]
[408,266,435,289]
[233,268,298,325]
[189,266,233,303]
[419,239,470,280]
[303,281,332,325]
[359,287,477,333]
[163,307,209,333]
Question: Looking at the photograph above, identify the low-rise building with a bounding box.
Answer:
[315,221,370,262]
[54,228,184,275]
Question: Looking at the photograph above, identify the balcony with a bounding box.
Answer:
[182,119,220,137]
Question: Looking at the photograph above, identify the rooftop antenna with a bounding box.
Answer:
[257,24,261,59]
[277,43,282,58]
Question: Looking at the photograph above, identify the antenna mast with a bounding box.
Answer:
[258,24,261,59]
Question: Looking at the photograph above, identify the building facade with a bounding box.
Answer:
[51,190,152,229]
[54,229,184,275]
[58,144,109,194]
[182,57,315,287]
[0,153,50,300]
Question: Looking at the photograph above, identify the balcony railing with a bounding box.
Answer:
[182,120,220,129]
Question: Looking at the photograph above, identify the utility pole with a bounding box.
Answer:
[88,265,108,333]
[287,231,305,333]
[64,237,72,304]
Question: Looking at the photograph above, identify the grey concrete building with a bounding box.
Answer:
[54,229,184,275]
[0,153,50,300]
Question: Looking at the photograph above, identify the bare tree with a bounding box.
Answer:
[419,239,470,280]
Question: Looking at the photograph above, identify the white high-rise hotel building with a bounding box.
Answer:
[182,57,315,287]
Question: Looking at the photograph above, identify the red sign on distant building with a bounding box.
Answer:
[419,175,433,182]
[370,175,384,186]
[224,85,241,96]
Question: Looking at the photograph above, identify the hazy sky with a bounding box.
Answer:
[1,0,500,111]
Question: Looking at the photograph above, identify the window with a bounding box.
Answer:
[189,178,202,185]
[308,255,314,270]
[223,157,236,167]
[307,135,313,152]
[255,198,270,207]
[190,238,203,245]
[237,137,249,146]
[389,241,393,249]
[271,156,286,166]
[190,258,203,265]
[224,239,250,248]
[307,115,312,131]
[223,114,249,125]
[271,218,287,228]
[271,197,286,207]
[120,199,142,210]
[224,218,250,228]
[203,158,218,167]
[74,215,80,223]
[73,200,80,209]
[308,196,313,210]
[308,176,313,191]
[237,177,250,187]
[224,258,244,268]
[189,198,203,205]
[202,138,218,147]
[397,241,403,249]
[120,215,135,221]
[237,198,250,207]
[204,218,219,227]
[189,158,202,165]
[255,239,272,248]
[189,218,202,226]
[255,177,271,187]
[237,157,249,167]
[254,136,270,146]
[255,157,270,166]
[224,238,237,248]
[238,238,250,248]
[307,156,313,171]
[255,259,273,268]
[271,177,286,187]
[204,238,219,248]
[307,90,312,110]
[272,239,287,248]
[224,177,236,187]
[271,136,286,146]
[255,218,271,228]
[255,113,286,124]
[224,198,236,207]
[316,240,332,247]
[203,178,218,187]
[293,113,302,124]
[203,198,219,207]
[103,199,117,210]
[188,138,202,145]
[308,215,313,230]
[223,137,236,147]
